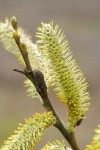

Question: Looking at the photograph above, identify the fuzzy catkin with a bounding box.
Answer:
[0,112,56,150]
[86,125,100,150]
[41,140,72,150]
[36,22,90,132]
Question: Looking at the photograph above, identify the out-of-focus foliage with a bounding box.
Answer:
[86,125,100,150]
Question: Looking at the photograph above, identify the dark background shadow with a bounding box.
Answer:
[0,0,100,149]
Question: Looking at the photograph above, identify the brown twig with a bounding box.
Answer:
[14,69,80,150]
[11,17,80,150]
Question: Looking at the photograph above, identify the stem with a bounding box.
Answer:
[14,69,80,150]
[27,70,80,150]
[11,17,80,150]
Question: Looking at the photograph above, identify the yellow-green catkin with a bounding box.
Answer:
[0,112,56,150]
[0,18,39,67]
[0,18,53,99]
[0,18,40,99]
[86,125,100,150]
[36,22,90,132]
[41,140,72,150]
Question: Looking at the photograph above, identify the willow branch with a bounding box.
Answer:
[11,17,80,150]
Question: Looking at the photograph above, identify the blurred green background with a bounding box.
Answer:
[0,0,100,149]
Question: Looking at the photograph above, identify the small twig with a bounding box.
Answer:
[13,32,32,71]
[11,17,80,150]
[13,69,26,75]
[29,70,80,150]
